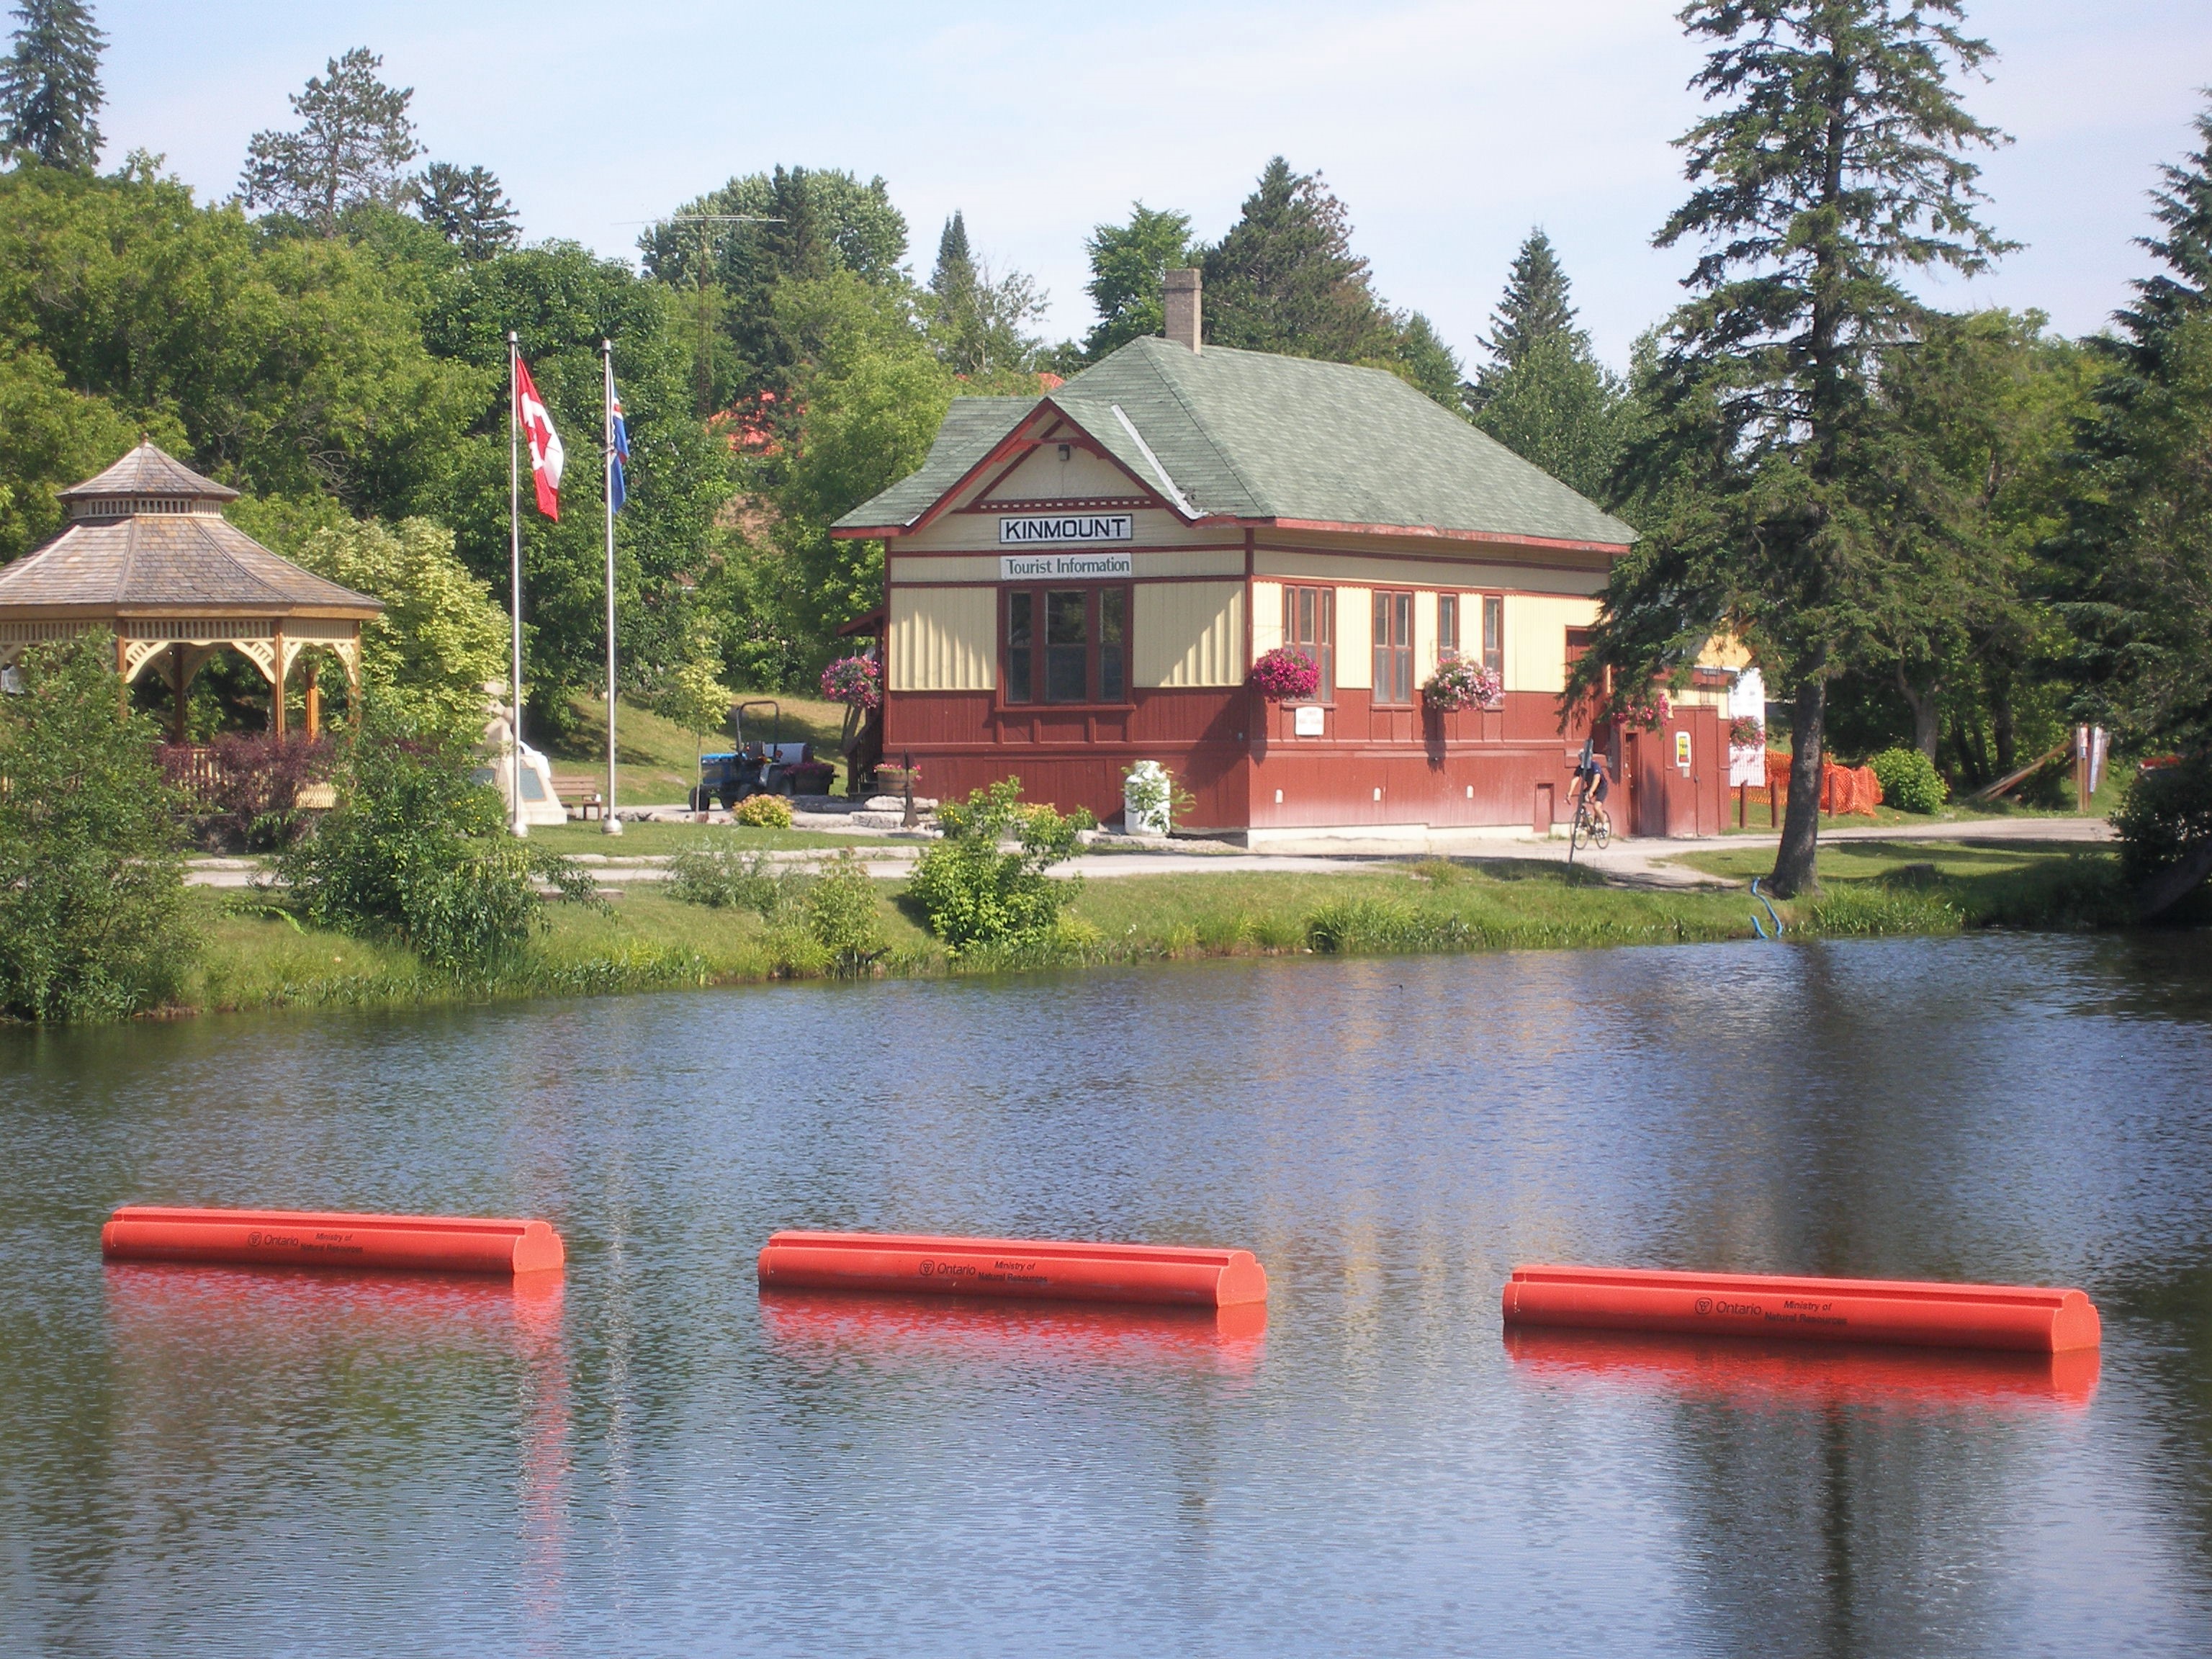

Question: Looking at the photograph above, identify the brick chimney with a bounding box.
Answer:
[1163,267,1201,353]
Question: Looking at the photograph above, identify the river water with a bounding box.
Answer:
[4,932,2211,1657]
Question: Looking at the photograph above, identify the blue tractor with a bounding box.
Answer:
[688,700,835,810]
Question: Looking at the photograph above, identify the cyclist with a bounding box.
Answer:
[1569,738,1613,844]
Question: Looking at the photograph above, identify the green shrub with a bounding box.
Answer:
[1869,747,1947,813]
[905,778,1082,952]
[805,853,887,974]
[667,841,799,915]
[279,722,596,972]
[0,637,194,1019]
[735,793,794,829]
[2113,755,2212,887]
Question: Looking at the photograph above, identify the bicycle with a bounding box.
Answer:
[1566,774,1611,860]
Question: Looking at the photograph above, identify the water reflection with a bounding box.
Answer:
[3,933,2211,1654]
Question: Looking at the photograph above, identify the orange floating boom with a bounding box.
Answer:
[1501,1264,2099,1353]
[102,1205,565,1276]
[756,1229,1267,1308]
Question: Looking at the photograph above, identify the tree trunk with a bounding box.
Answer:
[1770,676,1827,897]
[1992,680,2017,775]
[1895,666,1941,763]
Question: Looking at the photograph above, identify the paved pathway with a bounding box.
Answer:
[185,816,2105,894]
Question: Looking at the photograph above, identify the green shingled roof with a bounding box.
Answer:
[836,336,1636,547]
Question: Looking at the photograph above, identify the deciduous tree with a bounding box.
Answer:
[1082,202,1195,359]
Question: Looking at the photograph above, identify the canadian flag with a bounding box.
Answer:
[515,353,565,519]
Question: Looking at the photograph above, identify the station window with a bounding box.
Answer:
[1280,585,1334,701]
[1003,585,1129,706]
[1438,593,1460,660]
[1481,594,1503,677]
[1372,590,1413,706]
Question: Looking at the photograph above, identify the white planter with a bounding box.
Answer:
[1123,760,1171,837]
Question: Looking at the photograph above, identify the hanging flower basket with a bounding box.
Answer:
[1249,646,1321,702]
[820,655,881,711]
[1729,714,1765,748]
[1623,689,1674,731]
[1423,658,1503,712]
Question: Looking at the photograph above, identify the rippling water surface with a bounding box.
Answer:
[4,932,2212,1657]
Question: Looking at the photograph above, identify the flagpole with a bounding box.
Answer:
[602,337,622,837]
[508,330,527,838]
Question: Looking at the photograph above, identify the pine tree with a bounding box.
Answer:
[0,0,104,171]
[2056,102,2212,907]
[1582,0,2010,896]
[1469,229,1627,496]
[239,47,421,235]
[414,161,518,261]
[1201,157,1391,362]
[930,211,976,306]
[1473,228,1578,399]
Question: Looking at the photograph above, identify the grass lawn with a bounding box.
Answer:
[545,693,860,806]
[170,840,2149,1020]
[1668,837,2131,930]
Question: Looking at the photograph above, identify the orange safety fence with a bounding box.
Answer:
[1761,750,1884,818]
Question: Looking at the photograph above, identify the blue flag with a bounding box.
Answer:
[608,382,631,513]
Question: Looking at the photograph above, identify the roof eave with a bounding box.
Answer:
[1246,518,1634,556]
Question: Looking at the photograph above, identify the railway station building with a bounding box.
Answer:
[835,271,1727,840]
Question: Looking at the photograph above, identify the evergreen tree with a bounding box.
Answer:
[1472,228,1577,401]
[239,48,421,236]
[0,0,104,171]
[1468,230,1626,497]
[930,211,976,307]
[1082,202,1195,359]
[2056,102,2212,906]
[1202,157,1392,363]
[414,161,518,261]
[1581,0,2010,896]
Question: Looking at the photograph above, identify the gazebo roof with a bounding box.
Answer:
[0,443,379,619]
[58,440,241,507]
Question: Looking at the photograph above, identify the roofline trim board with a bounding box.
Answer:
[1108,403,1200,521]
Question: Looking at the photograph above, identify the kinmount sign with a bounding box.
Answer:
[998,513,1133,546]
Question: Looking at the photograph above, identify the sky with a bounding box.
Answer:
[94,1,2212,372]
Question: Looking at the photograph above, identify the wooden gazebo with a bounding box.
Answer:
[0,442,381,738]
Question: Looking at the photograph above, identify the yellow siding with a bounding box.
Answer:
[1503,594,1599,693]
[889,554,997,584]
[1335,588,1372,688]
[1251,582,1283,654]
[1413,589,1439,683]
[1135,581,1245,687]
[889,586,996,691]
[1254,546,1609,594]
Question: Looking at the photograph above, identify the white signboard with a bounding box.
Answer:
[1293,704,1326,737]
[999,551,1135,581]
[999,513,1133,547]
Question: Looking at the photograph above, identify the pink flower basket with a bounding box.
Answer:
[820,655,881,711]
[1250,646,1321,702]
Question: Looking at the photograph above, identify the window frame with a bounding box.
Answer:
[1371,588,1414,707]
[1280,583,1335,704]
[1480,593,1504,679]
[1437,592,1460,662]
[998,582,1134,711]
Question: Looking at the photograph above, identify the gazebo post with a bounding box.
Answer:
[170,644,188,745]
[271,626,287,738]
[114,632,127,719]
[305,657,321,740]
